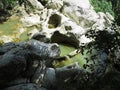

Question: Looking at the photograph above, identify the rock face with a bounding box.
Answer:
[45,0,63,10]
[26,40,60,58]
[20,14,41,27]
[0,40,60,89]
[0,0,114,45]
[0,0,119,90]
[0,39,119,90]
[14,0,114,47]
[0,40,93,90]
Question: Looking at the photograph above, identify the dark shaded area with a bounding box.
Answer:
[0,39,109,90]
[38,0,48,6]
[51,31,80,48]
[3,83,46,90]
[48,14,61,28]
[92,71,120,90]
[0,10,10,23]
[107,0,120,25]
[80,23,120,90]
[32,33,50,43]
[0,40,60,89]
[0,0,16,23]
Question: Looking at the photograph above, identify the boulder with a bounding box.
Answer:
[18,0,114,48]
[26,40,60,59]
[42,68,56,89]
[0,40,61,89]
[55,62,89,90]
[4,83,46,90]
[62,0,114,30]
[0,54,26,86]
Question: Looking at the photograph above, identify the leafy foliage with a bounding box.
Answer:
[90,0,114,16]
[1,0,17,8]
[7,0,16,4]
[83,23,120,71]
[90,0,120,26]
[109,0,120,25]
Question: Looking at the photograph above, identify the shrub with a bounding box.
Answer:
[83,23,120,71]
[90,0,114,16]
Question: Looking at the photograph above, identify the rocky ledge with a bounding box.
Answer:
[0,0,120,90]
[0,39,90,90]
[1,38,118,90]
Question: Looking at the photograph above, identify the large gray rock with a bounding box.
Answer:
[4,83,46,90]
[18,0,114,48]
[42,68,56,89]
[55,62,89,90]
[0,54,26,85]
[62,0,114,30]
[26,40,60,59]
[0,40,60,89]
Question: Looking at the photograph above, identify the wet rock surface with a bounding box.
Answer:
[0,39,107,90]
[0,0,120,90]
[0,38,120,90]
[0,40,60,89]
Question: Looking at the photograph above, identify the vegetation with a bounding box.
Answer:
[90,0,120,26]
[83,23,120,71]
[90,0,114,16]
[0,0,16,9]
[109,0,120,25]
[0,16,30,42]
[7,0,16,5]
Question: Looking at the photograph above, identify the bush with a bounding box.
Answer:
[7,0,16,4]
[90,0,114,16]
[83,23,120,71]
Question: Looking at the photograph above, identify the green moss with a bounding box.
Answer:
[90,0,114,16]
[0,16,38,42]
[0,16,21,36]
